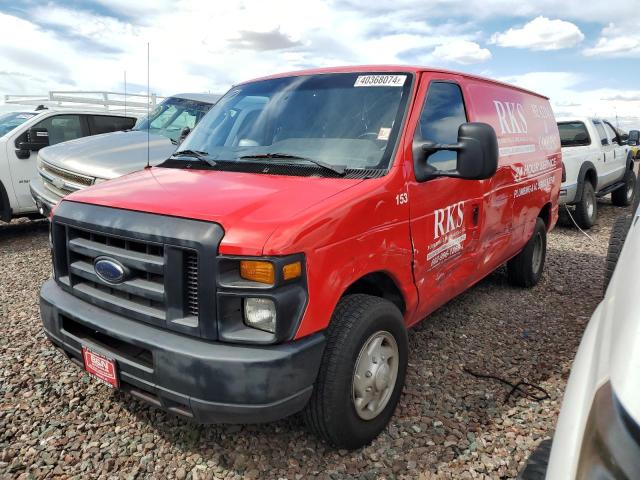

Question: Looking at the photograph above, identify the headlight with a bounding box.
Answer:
[244,298,276,333]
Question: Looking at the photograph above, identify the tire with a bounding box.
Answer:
[573,181,597,229]
[611,168,636,207]
[507,217,547,288]
[303,294,408,449]
[604,214,632,291]
[518,438,552,480]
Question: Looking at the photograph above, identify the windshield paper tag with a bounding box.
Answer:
[354,75,406,87]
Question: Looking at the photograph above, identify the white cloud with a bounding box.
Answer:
[490,16,584,50]
[500,71,640,130]
[583,23,640,57]
[430,40,492,65]
[0,1,487,98]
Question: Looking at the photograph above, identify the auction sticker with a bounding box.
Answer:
[354,75,406,87]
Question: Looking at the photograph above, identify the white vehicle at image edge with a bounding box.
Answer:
[0,108,137,222]
[520,185,640,479]
[557,117,635,229]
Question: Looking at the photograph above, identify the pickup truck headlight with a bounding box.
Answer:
[244,298,277,333]
[576,382,640,477]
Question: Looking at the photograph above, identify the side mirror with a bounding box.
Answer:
[620,133,629,145]
[629,130,640,146]
[413,122,498,182]
[18,127,50,151]
[15,149,30,159]
[178,126,191,144]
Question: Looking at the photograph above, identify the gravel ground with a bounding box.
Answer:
[0,200,629,480]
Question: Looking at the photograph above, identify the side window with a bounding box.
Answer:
[416,82,467,171]
[88,115,136,135]
[603,122,619,144]
[33,115,84,146]
[593,121,608,146]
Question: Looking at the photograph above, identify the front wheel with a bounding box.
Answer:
[303,294,408,449]
[611,168,636,207]
[507,217,547,288]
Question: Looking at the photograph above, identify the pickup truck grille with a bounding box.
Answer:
[39,161,94,195]
[56,225,199,330]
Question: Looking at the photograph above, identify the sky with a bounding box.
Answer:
[0,0,639,128]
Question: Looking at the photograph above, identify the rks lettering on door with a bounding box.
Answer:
[427,201,466,269]
[434,201,464,239]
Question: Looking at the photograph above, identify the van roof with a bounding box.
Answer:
[239,65,549,100]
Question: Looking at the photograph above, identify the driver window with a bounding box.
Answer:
[417,82,467,171]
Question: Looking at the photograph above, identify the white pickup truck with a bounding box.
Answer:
[558,117,635,229]
[0,108,136,222]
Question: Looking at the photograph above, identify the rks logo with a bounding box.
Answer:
[434,201,464,239]
[493,100,528,135]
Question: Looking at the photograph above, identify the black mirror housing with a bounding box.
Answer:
[178,126,191,144]
[629,130,640,146]
[19,127,50,151]
[15,149,30,159]
[413,122,498,182]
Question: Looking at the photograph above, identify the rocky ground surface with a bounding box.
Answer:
[0,200,627,480]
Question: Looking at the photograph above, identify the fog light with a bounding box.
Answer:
[244,298,276,333]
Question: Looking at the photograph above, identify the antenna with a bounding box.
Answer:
[124,70,127,117]
[146,43,150,169]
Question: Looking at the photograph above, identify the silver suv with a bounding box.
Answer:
[30,93,219,215]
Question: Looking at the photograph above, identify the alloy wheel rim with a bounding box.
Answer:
[352,330,399,420]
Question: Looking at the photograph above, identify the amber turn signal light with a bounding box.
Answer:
[282,261,302,280]
[240,260,275,284]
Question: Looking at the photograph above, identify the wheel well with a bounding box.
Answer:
[584,168,597,188]
[0,181,11,223]
[342,272,406,313]
[538,203,551,229]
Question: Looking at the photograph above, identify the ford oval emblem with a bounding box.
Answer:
[94,257,127,284]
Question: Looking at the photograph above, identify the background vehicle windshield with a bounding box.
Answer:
[0,111,38,138]
[134,97,213,142]
[558,121,591,147]
[179,72,413,172]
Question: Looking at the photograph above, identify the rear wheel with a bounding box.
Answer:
[573,181,597,229]
[611,168,636,207]
[303,294,408,449]
[507,218,547,288]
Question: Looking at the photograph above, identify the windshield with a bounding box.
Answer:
[177,72,413,174]
[558,121,591,147]
[134,97,214,141]
[0,111,38,138]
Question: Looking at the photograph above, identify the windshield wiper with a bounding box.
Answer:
[171,149,216,167]
[239,153,346,175]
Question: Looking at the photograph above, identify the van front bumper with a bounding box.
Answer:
[29,178,60,217]
[40,279,325,424]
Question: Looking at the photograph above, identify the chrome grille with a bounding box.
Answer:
[39,161,94,194]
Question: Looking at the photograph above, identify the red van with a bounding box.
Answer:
[40,66,561,449]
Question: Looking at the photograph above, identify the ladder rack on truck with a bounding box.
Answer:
[4,91,166,116]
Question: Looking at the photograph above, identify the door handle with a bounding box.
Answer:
[472,205,480,226]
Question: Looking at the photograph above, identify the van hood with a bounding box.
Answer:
[39,130,176,180]
[63,167,364,255]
